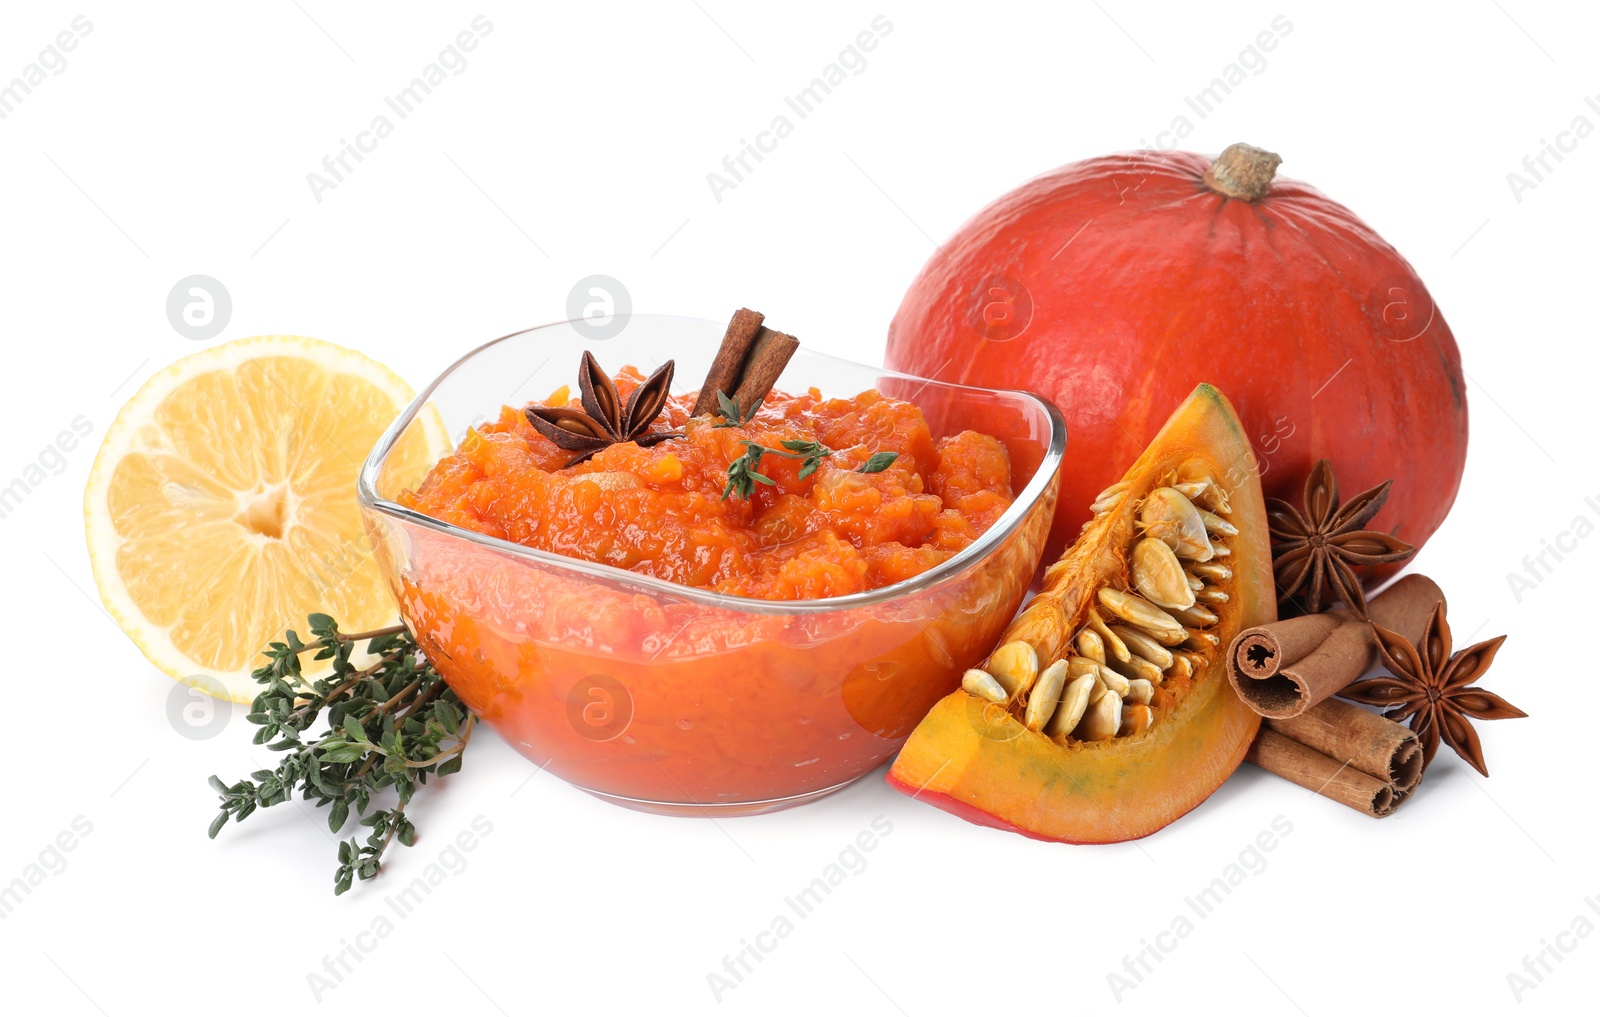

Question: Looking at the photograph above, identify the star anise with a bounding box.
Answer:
[1267,459,1416,618]
[524,352,682,466]
[1340,602,1524,776]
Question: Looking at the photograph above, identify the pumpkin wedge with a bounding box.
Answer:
[887,384,1274,842]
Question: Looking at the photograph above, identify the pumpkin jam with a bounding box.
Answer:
[376,365,1050,806]
[400,367,1017,600]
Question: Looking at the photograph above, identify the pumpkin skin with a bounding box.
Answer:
[887,384,1272,843]
[885,146,1468,568]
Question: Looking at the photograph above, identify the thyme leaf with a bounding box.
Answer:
[856,451,899,474]
[711,390,763,428]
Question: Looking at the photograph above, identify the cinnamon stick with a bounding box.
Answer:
[1264,698,1423,795]
[729,326,799,413]
[691,308,800,418]
[1246,729,1399,818]
[691,308,766,417]
[1227,574,1444,718]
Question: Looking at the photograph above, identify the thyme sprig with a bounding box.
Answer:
[207,614,473,895]
[722,439,828,500]
[721,439,899,500]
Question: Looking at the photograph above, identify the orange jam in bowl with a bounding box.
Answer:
[401,374,1018,600]
[359,321,1063,813]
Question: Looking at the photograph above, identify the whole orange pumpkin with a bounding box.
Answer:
[885,143,1468,570]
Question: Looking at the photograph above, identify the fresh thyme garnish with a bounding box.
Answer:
[207,614,473,895]
[722,442,781,500]
[712,390,762,428]
[721,440,833,499]
[778,440,833,479]
[721,440,898,499]
[856,451,899,474]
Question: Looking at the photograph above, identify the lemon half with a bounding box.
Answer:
[85,335,448,702]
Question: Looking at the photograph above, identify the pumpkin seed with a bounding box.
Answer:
[1187,573,1205,591]
[1095,665,1131,696]
[1118,704,1155,737]
[1075,629,1107,665]
[987,640,1038,696]
[1004,599,1065,656]
[1125,678,1154,705]
[1185,471,1231,513]
[1183,631,1221,652]
[961,668,1008,704]
[1066,656,1102,679]
[1046,674,1097,738]
[1195,588,1230,605]
[1167,654,1194,683]
[1139,487,1214,561]
[1025,659,1071,731]
[1076,689,1122,740]
[1131,537,1195,610]
[1091,480,1130,512]
[1209,542,1231,557]
[1188,562,1232,583]
[1138,625,1190,649]
[1098,588,1187,643]
[1106,653,1161,686]
[1197,508,1237,537]
[1108,624,1175,669]
[1087,606,1132,663]
[1167,603,1219,628]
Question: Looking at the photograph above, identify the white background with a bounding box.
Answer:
[1,2,1594,1014]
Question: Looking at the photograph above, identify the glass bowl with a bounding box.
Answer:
[358,314,1064,816]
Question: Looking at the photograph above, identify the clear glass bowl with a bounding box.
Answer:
[358,314,1064,816]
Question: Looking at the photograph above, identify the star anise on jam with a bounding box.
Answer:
[523,352,682,467]
[1266,459,1416,619]
[1340,602,1524,776]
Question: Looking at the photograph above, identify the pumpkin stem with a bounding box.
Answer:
[1203,143,1282,201]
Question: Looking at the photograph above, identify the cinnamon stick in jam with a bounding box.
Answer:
[729,326,799,414]
[692,308,766,417]
[692,308,800,419]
